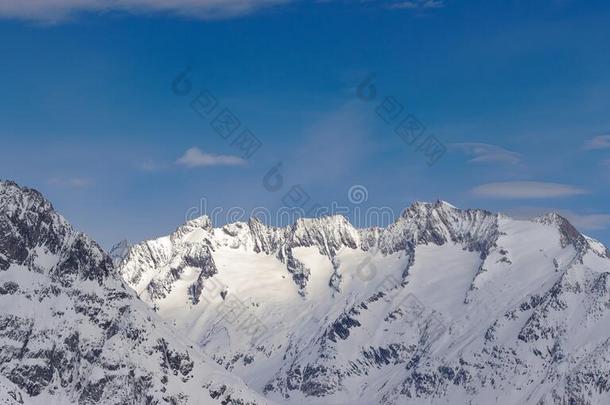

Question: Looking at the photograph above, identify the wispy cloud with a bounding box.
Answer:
[135,158,170,172]
[287,101,374,185]
[0,0,447,22]
[385,0,445,10]
[176,147,246,168]
[471,181,588,199]
[561,211,610,231]
[48,177,92,189]
[583,134,610,150]
[0,0,290,22]
[450,143,522,164]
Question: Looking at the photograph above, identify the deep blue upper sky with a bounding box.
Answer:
[1,0,610,248]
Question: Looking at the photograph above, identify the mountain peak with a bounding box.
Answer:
[436,199,457,208]
[109,239,132,266]
[402,199,459,215]
[534,211,567,224]
[0,179,54,218]
[184,214,213,230]
[533,211,601,259]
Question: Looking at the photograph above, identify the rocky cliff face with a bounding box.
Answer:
[119,198,610,405]
[0,181,270,405]
[108,240,132,267]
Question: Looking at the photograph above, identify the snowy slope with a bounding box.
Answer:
[120,200,610,404]
[0,181,272,405]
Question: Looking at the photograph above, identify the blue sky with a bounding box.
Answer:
[1,0,610,248]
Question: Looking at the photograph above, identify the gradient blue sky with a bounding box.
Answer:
[1,0,610,248]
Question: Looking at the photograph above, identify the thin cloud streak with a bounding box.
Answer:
[471,181,588,199]
[136,159,161,172]
[561,211,610,231]
[0,0,290,22]
[450,142,522,164]
[583,134,610,150]
[0,0,447,22]
[385,0,445,10]
[176,147,246,168]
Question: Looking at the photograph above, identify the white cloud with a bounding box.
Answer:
[176,147,246,168]
[0,0,290,22]
[48,177,92,189]
[450,143,522,164]
[471,181,588,199]
[583,134,610,150]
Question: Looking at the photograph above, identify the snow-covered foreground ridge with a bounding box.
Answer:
[120,191,610,404]
[0,180,271,405]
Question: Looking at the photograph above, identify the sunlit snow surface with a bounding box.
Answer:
[120,202,610,405]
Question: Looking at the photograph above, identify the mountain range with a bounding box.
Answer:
[2,180,610,404]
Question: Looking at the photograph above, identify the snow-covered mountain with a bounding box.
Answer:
[108,239,132,267]
[0,181,270,405]
[3,178,609,404]
[119,200,610,405]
